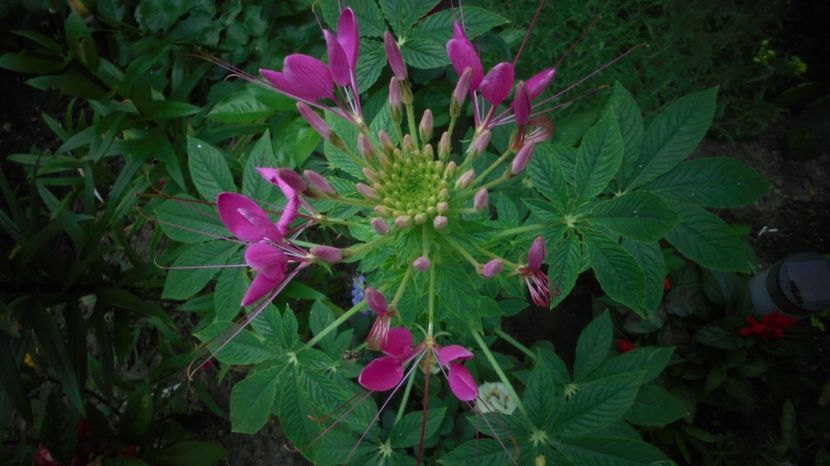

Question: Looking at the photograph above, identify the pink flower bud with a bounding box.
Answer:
[362,167,379,183]
[445,160,457,178]
[384,31,407,80]
[389,77,402,122]
[528,236,546,270]
[447,22,483,90]
[356,182,378,200]
[473,188,488,211]
[413,256,430,272]
[371,217,389,235]
[455,169,475,189]
[511,143,536,175]
[365,287,388,315]
[374,205,392,216]
[394,215,412,228]
[439,131,451,160]
[512,81,531,127]
[379,130,394,153]
[433,215,448,229]
[296,102,331,140]
[358,133,376,161]
[526,68,556,101]
[469,130,491,158]
[437,201,449,214]
[480,62,515,107]
[303,169,335,195]
[323,30,350,86]
[453,67,473,105]
[311,245,342,263]
[481,258,504,277]
[337,8,360,70]
[419,109,433,143]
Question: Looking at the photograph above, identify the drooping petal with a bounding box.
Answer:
[364,287,388,315]
[528,236,546,270]
[480,62,515,107]
[256,167,306,197]
[526,68,556,101]
[241,273,281,307]
[437,345,473,366]
[244,243,288,280]
[296,102,331,140]
[324,30,351,86]
[337,7,360,70]
[359,356,404,392]
[447,363,478,401]
[216,192,281,242]
[383,327,413,359]
[512,81,531,127]
[447,22,483,90]
[384,31,407,80]
[283,54,334,101]
[260,69,293,95]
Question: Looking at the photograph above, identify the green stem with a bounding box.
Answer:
[491,223,546,239]
[390,266,412,308]
[472,331,530,422]
[301,301,366,351]
[428,258,437,337]
[474,148,514,186]
[330,195,375,208]
[405,101,419,148]
[441,233,480,269]
[494,328,536,361]
[447,114,457,143]
[395,363,418,423]
[345,235,394,257]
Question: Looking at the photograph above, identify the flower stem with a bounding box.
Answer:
[494,328,536,361]
[390,266,412,308]
[395,365,418,423]
[301,301,366,351]
[472,331,530,422]
[474,148,514,185]
[441,233,480,270]
[491,223,546,239]
[406,101,419,149]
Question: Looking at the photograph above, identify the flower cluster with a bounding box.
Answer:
[739,311,797,341]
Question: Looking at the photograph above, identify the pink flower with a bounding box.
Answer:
[526,68,556,100]
[303,169,335,195]
[242,243,288,306]
[296,102,331,140]
[216,193,282,243]
[384,31,407,80]
[365,287,393,351]
[255,167,304,235]
[481,259,504,277]
[337,8,359,71]
[359,327,478,402]
[511,143,536,175]
[323,30,351,86]
[519,236,552,307]
[512,81,531,127]
[446,22,484,91]
[480,62,515,107]
[260,54,334,101]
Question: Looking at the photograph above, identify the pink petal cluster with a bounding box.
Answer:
[519,236,553,307]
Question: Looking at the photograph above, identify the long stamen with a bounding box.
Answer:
[304,389,374,449]
[512,0,545,67]
[554,15,602,70]
[153,260,248,270]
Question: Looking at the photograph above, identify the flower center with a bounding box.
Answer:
[373,149,450,222]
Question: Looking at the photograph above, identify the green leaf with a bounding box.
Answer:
[214,265,248,321]
[145,441,226,466]
[356,40,387,91]
[694,324,743,350]
[161,241,240,300]
[574,113,624,204]
[524,362,556,427]
[135,0,193,32]
[154,196,228,243]
[325,113,363,178]
[207,86,290,123]
[553,372,642,437]
[411,6,507,43]
[583,229,645,311]
[230,367,280,433]
[664,202,749,272]
[528,144,569,213]
[438,439,516,466]
[139,100,201,120]
[194,322,275,365]
[626,87,718,190]
[380,0,440,35]
[606,83,644,187]
[390,407,446,448]
[242,130,279,202]
[549,232,581,309]
[592,347,674,384]
[401,36,450,69]
[280,307,300,349]
[557,436,670,465]
[118,383,153,439]
[187,137,235,202]
[622,240,665,315]
[537,347,570,386]
[644,157,769,208]
[573,310,612,382]
[585,192,679,242]
[624,384,688,427]
[347,0,387,37]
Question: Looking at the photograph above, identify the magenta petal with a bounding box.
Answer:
[277,195,299,236]
[383,327,413,359]
[447,22,483,90]
[364,287,388,315]
[337,7,359,69]
[526,68,556,101]
[447,363,478,401]
[512,81,531,127]
[244,243,287,280]
[256,167,306,197]
[480,62,515,107]
[528,236,546,270]
[359,356,404,392]
[260,69,293,95]
[216,192,281,242]
[384,31,407,80]
[283,54,333,101]
[324,30,351,86]
[437,345,473,366]
[241,273,280,307]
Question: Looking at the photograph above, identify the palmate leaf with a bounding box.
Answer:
[573,310,612,382]
[552,371,643,437]
[161,241,240,299]
[389,408,446,448]
[590,347,674,384]
[527,144,569,213]
[242,130,279,203]
[154,196,228,243]
[624,384,689,427]
[556,436,670,465]
[230,367,282,433]
[213,263,248,321]
[664,202,749,272]
[585,192,680,243]
[438,439,517,466]
[379,0,441,36]
[410,6,507,43]
[548,231,581,309]
[605,82,644,187]
[622,240,666,315]
[356,40,386,91]
[582,229,645,311]
[574,112,624,205]
[193,322,276,365]
[524,362,557,427]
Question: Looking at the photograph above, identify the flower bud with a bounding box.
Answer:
[374,205,392,216]
[433,215,448,229]
[303,169,335,195]
[358,133,376,161]
[394,215,412,228]
[413,256,431,272]
[445,160,457,179]
[455,169,475,189]
[528,236,546,270]
[511,143,536,175]
[311,245,342,263]
[389,77,402,123]
[480,62,515,107]
[437,201,449,214]
[384,31,407,81]
[362,167,379,184]
[419,109,433,143]
[371,217,389,235]
[469,130,491,158]
[451,67,473,117]
[481,258,504,278]
[421,143,434,160]
[365,287,388,314]
[414,213,426,224]
[402,134,415,152]
[513,81,530,127]
[473,188,489,211]
[297,102,331,141]
[379,130,394,154]
[438,131,451,161]
[356,182,378,200]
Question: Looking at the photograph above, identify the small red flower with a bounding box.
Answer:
[116,445,139,458]
[739,311,796,341]
[663,276,672,292]
[616,339,635,353]
[33,444,62,466]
